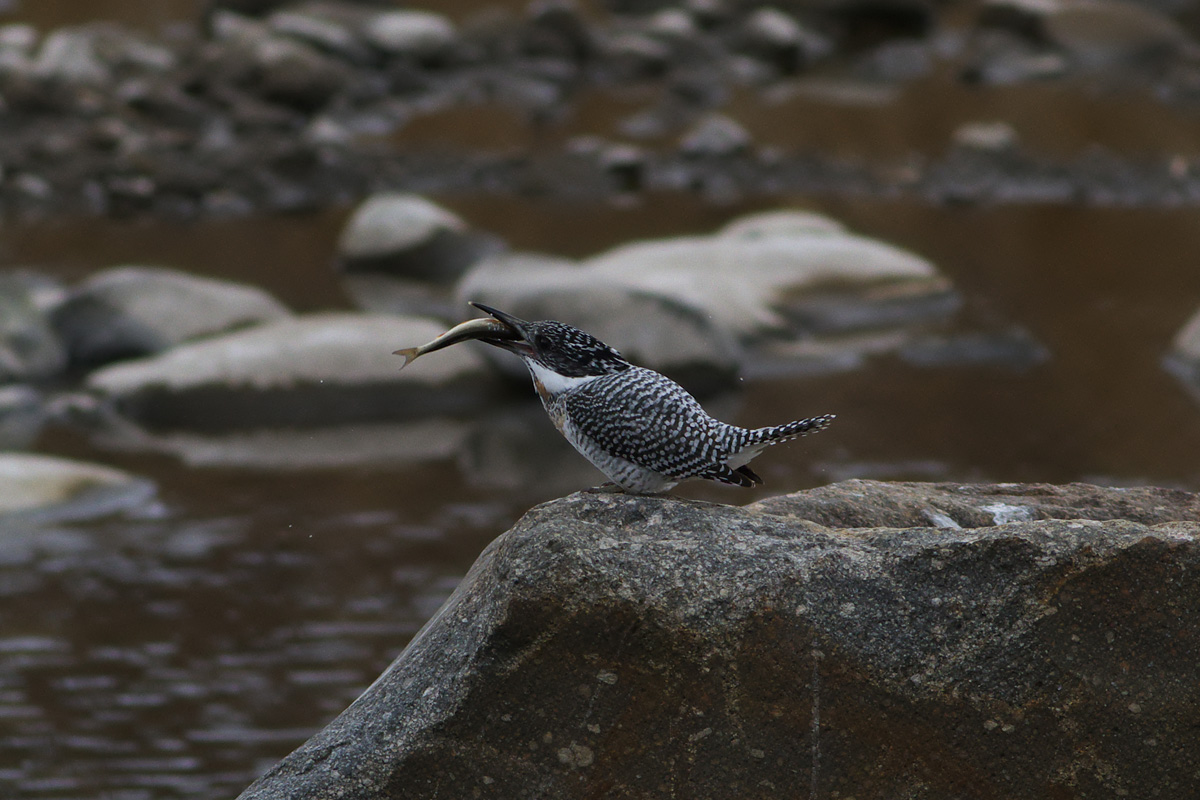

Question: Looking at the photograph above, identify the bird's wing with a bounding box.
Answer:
[561,368,736,478]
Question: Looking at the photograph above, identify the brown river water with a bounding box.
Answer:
[4,2,1200,799]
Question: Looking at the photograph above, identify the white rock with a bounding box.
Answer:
[1171,307,1200,362]
[584,222,939,336]
[88,313,483,396]
[53,266,292,364]
[717,209,846,238]
[32,29,110,84]
[337,193,496,281]
[0,453,153,521]
[363,10,456,57]
[339,193,466,261]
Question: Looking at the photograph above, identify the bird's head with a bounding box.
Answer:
[470,302,632,378]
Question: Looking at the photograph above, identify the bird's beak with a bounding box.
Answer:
[469,302,535,355]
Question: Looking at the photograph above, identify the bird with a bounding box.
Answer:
[466,302,835,494]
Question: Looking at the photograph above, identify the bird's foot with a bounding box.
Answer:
[583,482,626,494]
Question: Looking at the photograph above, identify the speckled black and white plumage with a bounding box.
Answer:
[545,366,834,493]
[469,302,835,494]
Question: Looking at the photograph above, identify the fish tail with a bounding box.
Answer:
[392,348,420,368]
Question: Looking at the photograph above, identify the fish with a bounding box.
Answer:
[393,315,520,368]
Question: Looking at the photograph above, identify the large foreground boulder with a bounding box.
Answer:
[237,481,1200,799]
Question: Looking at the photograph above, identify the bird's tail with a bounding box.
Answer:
[746,413,836,447]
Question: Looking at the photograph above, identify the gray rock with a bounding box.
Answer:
[0,453,155,524]
[51,266,292,366]
[250,34,354,109]
[0,385,44,450]
[91,418,472,470]
[597,31,673,80]
[1163,306,1200,400]
[30,28,110,85]
[952,119,1021,152]
[586,209,953,340]
[266,9,367,61]
[235,480,1200,800]
[678,112,752,157]
[457,252,742,392]
[728,7,833,71]
[1041,0,1195,68]
[85,313,497,430]
[337,193,502,281]
[362,10,457,58]
[0,24,36,76]
[457,211,960,381]
[29,24,175,85]
[0,273,67,382]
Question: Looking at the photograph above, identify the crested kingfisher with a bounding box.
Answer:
[468,302,835,494]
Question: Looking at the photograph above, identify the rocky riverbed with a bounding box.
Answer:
[3,0,1200,218]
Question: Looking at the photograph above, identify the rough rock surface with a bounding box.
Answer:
[84,312,497,430]
[237,480,1200,800]
[51,265,292,365]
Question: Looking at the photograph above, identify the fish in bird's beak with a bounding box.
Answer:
[393,313,521,368]
[467,302,537,357]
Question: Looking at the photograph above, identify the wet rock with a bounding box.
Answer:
[0,385,45,450]
[963,29,1069,85]
[235,481,1200,800]
[266,8,369,62]
[85,313,498,430]
[51,266,292,366]
[0,453,155,524]
[0,272,67,383]
[1163,306,1200,400]
[726,6,833,74]
[952,119,1021,152]
[336,193,502,281]
[678,112,752,157]
[853,39,934,83]
[596,30,674,80]
[92,418,472,470]
[0,24,37,75]
[250,34,354,110]
[585,209,952,340]
[522,1,595,63]
[30,24,176,86]
[976,0,1195,73]
[1042,0,1195,69]
[30,28,111,85]
[457,252,742,392]
[458,210,955,380]
[361,10,457,59]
